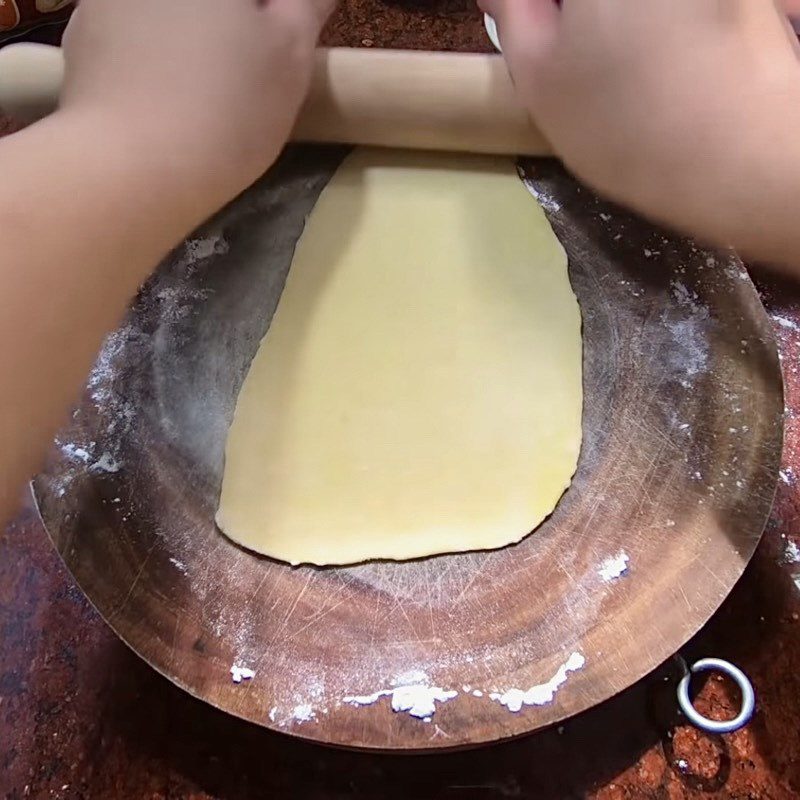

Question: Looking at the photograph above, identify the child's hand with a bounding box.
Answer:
[60,0,335,204]
[482,0,800,260]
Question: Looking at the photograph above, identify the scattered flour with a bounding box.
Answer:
[598,551,630,581]
[58,440,122,474]
[169,557,188,574]
[522,178,562,213]
[292,703,316,723]
[343,681,458,722]
[664,315,710,377]
[391,686,458,720]
[670,280,701,309]
[60,443,91,463]
[92,452,121,473]
[489,652,586,712]
[50,235,231,504]
[230,664,256,684]
[173,235,230,275]
[782,540,800,565]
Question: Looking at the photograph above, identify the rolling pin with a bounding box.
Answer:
[0,43,553,156]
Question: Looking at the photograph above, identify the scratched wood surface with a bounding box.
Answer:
[33,149,783,751]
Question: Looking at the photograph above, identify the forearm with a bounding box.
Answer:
[711,108,800,267]
[486,0,800,270]
[646,96,800,268]
[0,111,218,518]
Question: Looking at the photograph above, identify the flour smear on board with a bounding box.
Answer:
[489,652,586,713]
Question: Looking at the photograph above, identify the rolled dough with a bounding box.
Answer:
[216,149,583,566]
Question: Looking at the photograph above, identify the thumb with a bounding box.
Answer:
[481,0,559,67]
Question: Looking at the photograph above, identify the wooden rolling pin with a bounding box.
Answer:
[0,43,552,156]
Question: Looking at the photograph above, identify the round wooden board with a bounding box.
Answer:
[34,148,783,751]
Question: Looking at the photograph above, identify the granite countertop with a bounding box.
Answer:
[3,2,800,798]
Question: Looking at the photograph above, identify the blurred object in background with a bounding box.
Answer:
[0,0,73,46]
[322,0,492,52]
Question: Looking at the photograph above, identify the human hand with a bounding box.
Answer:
[481,0,800,259]
[60,0,335,206]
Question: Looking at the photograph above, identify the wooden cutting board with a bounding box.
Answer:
[33,148,783,751]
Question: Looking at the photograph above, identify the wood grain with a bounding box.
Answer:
[33,149,783,751]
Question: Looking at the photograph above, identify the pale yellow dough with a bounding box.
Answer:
[217,149,583,566]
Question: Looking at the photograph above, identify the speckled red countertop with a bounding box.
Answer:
[3,2,800,798]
